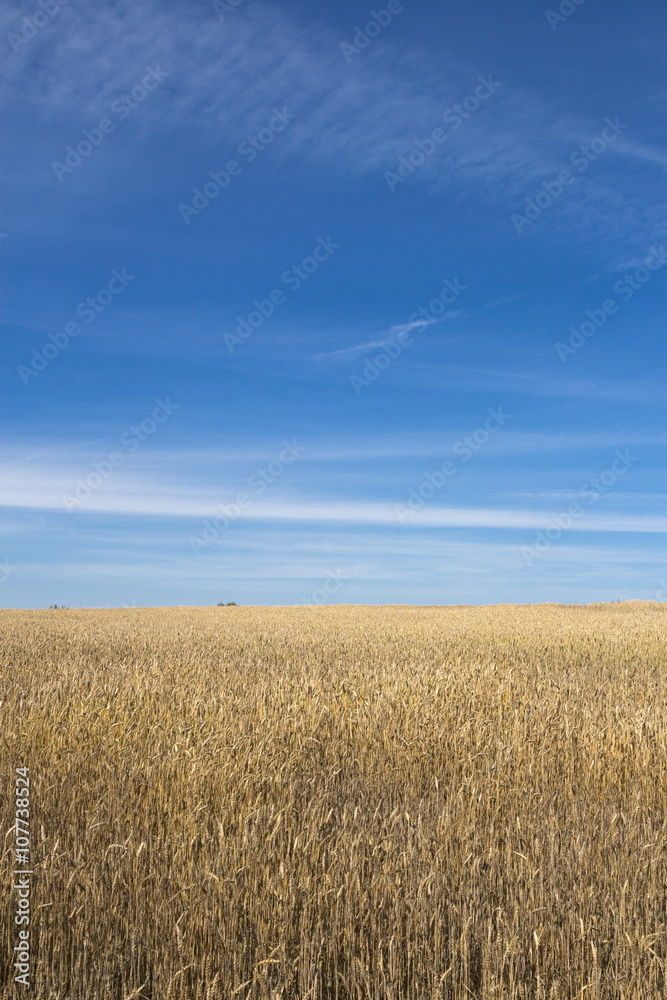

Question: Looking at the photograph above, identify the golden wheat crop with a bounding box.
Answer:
[1,602,666,999]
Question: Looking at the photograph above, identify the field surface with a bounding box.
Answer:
[1,602,666,999]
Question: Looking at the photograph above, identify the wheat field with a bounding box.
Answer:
[1,602,666,999]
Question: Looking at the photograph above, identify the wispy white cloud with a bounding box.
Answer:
[406,366,665,404]
[481,293,531,309]
[612,139,667,170]
[5,528,664,614]
[312,319,435,364]
[2,428,664,468]
[2,0,664,253]
[15,534,667,581]
[510,491,667,502]
[0,465,664,534]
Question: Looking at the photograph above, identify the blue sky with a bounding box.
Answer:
[1,0,666,608]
